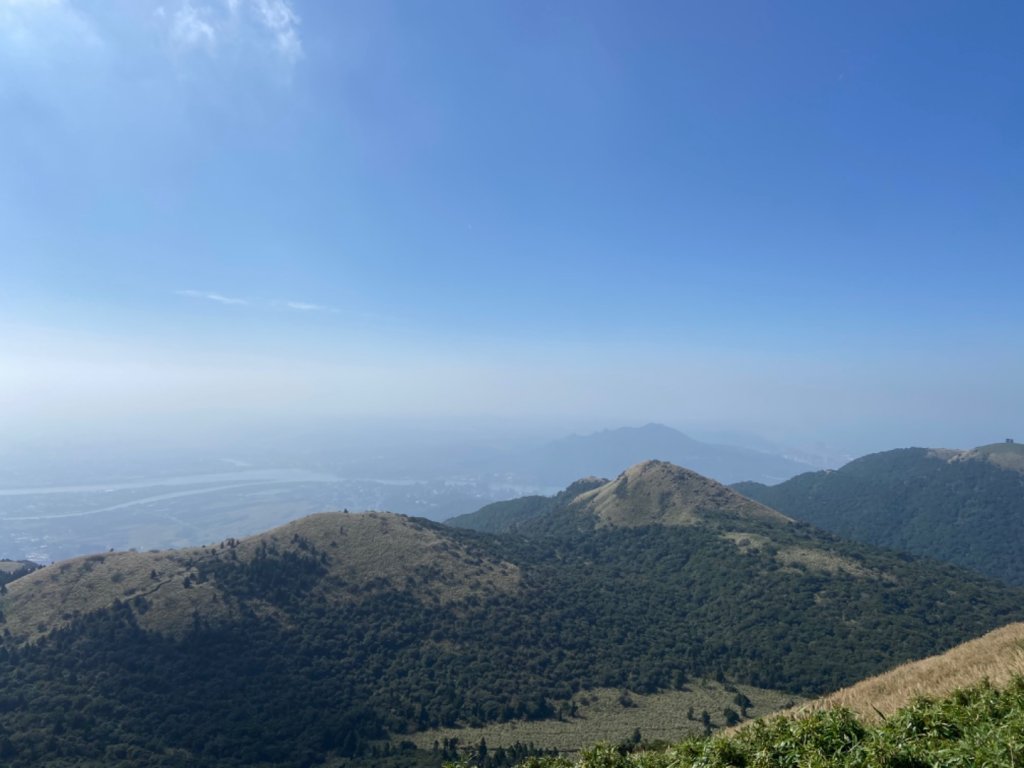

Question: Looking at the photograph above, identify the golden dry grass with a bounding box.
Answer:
[798,622,1024,721]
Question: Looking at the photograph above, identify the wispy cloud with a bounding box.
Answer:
[251,0,302,63]
[159,0,301,64]
[175,292,340,313]
[282,300,337,313]
[1,1,301,74]
[169,2,216,52]
[176,290,248,306]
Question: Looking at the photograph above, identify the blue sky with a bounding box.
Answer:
[2,0,1022,455]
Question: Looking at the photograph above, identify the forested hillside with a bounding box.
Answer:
[734,443,1024,585]
[1,462,1022,767]
[446,478,604,534]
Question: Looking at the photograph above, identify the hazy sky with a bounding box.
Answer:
[2,0,1022,457]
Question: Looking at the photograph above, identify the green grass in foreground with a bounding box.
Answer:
[448,676,1024,767]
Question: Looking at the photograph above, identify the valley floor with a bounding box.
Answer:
[403,681,803,754]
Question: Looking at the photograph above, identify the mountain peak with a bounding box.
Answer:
[571,460,792,528]
[623,457,686,476]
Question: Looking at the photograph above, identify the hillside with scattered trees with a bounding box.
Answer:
[1,462,1022,766]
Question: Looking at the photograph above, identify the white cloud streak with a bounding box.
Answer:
[282,300,336,313]
[176,290,248,305]
[175,292,340,313]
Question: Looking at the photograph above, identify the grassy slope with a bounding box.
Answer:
[800,621,1024,721]
[0,511,520,642]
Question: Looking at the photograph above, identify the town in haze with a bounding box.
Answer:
[1,2,1023,767]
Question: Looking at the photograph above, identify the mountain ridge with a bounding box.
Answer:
[524,424,819,487]
[733,442,1024,585]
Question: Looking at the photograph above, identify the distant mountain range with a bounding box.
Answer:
[2,460,1017,766]
[289,422,823,491]
[733,442,1024,586]
[510,423,820,488]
